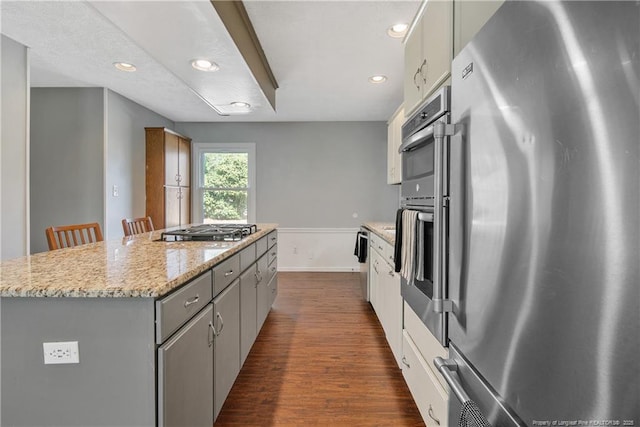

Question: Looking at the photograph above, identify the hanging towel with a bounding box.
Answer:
[394,208,404,272]
[458,400,491,427]
[400,210,419,282]
[354,231,367,263]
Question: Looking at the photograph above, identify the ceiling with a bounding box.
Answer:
[1,0,421,122]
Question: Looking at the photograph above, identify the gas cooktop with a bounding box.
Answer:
[159,224,257,242]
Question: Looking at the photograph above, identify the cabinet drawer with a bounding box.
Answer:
[404,301,448,389]
[267,230,277,249]
[402,331,448,427]
[239,244,256,273]
[256,235,268,258]
[267,244,278,266]
[213,253,240,296]
[383,239,395,267]
[156,271,213,344]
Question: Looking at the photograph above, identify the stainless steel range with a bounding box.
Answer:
[160,224,258,242]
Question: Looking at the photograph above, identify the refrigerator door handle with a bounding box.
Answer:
[433,357,470,404]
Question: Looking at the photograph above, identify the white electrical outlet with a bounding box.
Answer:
[43,341,80,364]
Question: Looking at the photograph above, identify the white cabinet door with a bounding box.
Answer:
[454,0,505,56]
[421,0,453,100]
[387,105,404,185]
[403,16,425,116]
[401,331,448,427]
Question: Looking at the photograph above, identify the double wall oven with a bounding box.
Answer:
[398,86,451,346]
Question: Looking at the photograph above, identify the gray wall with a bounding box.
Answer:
[1,35,29,260]
[30,88,104,254]
[105,90,174,239]
[176,122,399,228]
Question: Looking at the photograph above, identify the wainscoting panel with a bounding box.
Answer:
[276,228,361,272]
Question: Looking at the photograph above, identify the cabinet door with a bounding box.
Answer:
[387,106,404,185]
[453,0,504,56]
[403,17,424,117]
[179,187,190,226]
[385,265,403,368]
[369,248,382,318]
[421,0,453,99]
[256,254,270,330]
[213,279,241,420]
[178,137,191,187]
[239,266,258,366]
[165,187,180,228]
[164,132,180,186]
[158,304,214,427]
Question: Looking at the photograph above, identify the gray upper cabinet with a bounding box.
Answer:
[158,304,214,427]
[213,279,241,421]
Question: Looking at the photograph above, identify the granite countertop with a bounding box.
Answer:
[364,222,396,245]
[0,224,278,298]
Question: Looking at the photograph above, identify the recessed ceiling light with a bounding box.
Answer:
[369,75,387,84]
[113,62,136,72]
[230,101,251,109]
[191,59,220,72]
[387,23,409,38]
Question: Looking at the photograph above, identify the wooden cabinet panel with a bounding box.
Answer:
[146,128,192,229]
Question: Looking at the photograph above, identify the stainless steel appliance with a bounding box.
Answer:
[160,224,258,241]
[398,86,451,346]
[437,1,639,424]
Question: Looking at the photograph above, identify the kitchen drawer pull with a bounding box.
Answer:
[270,251,276,257]
[183,295,199,307]
[388,270,394,277]
[428,404,441,425]
[255,271,262,284]
[401,356,410,369]
[175,174,180,183]
[224,270,234,277]
[208,321,215,347]
[270,266,276,273]
[215,312,224,336]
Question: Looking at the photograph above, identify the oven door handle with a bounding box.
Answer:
[399,124,434,153]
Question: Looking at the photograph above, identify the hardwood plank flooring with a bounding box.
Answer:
[215,272,424,427]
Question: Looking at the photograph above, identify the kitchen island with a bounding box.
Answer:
[0,224,278,427]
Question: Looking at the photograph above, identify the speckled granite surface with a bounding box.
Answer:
[363,222,396,245]
[0,224,277,298]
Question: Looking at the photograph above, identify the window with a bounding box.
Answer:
[193,143,256,224]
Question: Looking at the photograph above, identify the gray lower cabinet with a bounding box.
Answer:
[267,254,278,307]
[256,253,270,330]
[158,304,214,427]
[239,265,258,366]
[213,279,241,420]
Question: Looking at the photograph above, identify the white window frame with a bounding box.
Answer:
[192,142,256,224]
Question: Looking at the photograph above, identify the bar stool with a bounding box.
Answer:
[122,216,154,236]
[45,222,104,250]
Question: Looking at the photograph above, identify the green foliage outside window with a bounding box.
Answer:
[203,153,248,221]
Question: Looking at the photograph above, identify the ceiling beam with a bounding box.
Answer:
[210,0,279,111]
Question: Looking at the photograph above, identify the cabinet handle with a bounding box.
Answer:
[270,266,276,273]
[428,405,441,426]
[373,263,379,274]
[184,295,199,307]
[413,67,421,90]
[254,271,262,284]
[401,356,410,369]
[215,312,224,336]
[378,245,383,251]
[224,270,234,277]
[420,59,428,84]
[208,321,215,347]
[175,174,181,183]
[388,270,394,277]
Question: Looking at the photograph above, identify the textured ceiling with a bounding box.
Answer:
[1,0,421,122]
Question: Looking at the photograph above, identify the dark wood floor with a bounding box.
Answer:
[215,272,424,426]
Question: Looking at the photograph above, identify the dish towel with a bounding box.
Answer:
[393,209,404,272]
[458,400,491,427]
[400,210,419,282]
[354,231,367,263]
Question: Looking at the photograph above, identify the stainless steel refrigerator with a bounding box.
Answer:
[438,1,639,425]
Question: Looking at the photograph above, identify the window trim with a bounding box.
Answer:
[192,142,256,224]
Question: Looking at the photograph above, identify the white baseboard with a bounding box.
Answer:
[276,228,360,272]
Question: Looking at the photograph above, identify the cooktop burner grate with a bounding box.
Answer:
[160,224,257,242]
